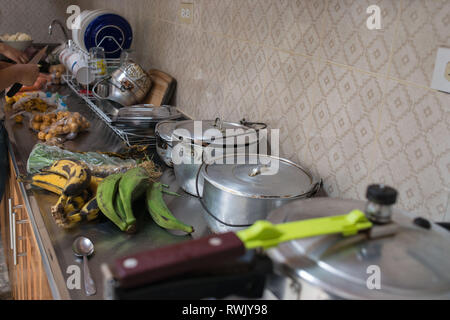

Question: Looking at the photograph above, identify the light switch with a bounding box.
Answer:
[179,2,194,24]
[431,47,450,93]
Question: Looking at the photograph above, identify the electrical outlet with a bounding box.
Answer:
[179,2,194,24]
[431,47,450,93]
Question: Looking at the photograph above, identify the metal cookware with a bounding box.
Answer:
[171,119,264,197]
[155,120,177,167]
[109,185,450,300]
[93,60,152,106]
[265,195,450,300]
[112,105,182,129]
[199,153,322,233]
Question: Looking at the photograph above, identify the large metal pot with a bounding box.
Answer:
[171,119,264,197]
[199,154,322,233]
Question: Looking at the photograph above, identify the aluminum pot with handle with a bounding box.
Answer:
[171,118,265,197]
[110,184,450,299]
[198,153,322,233]
[93,60,152,106]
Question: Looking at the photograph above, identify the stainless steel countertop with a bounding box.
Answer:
[3,85,212,300]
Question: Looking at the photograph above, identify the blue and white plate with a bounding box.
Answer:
[84,13,133,59]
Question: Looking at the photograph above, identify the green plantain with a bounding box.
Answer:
[146,182,194,234]
[114,194,127,221]
[119,167,150,228]
[97,173,130,232]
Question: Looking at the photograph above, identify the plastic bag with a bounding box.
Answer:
[12,91,68,113]
[27,143,138,177]
[29,111,90,142]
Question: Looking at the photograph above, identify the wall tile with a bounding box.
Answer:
[71,0,450,222]
[375,80,450,219]
[391,0,450,86]
[322,0,400,74]
[305,62,382,200]
[0,0,72,43]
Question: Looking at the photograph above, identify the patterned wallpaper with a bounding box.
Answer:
[0,0,71,43]
[75,0,449,221]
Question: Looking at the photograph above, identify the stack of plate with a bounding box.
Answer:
[72,9,133,58]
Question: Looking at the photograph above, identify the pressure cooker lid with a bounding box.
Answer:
[267,198,450,299]
[172,119,258,145]
[156,120,177,142]
[202,154,318,198]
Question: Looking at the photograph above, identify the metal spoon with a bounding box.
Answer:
[72,237,96,296]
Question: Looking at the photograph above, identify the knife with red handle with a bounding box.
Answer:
[113,232,246,289]
[112,210,372,289]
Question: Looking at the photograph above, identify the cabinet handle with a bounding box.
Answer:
[8,198,13,250]
[12,211,17,266]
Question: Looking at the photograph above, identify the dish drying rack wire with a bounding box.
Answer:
[62,39,156,148]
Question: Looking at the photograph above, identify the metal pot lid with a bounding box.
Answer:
[202,154,318,198]
[266,198,450,300]
[156,120,177,142]
[172,119,259,146]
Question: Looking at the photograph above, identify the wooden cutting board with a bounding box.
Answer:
[141,69,176,106]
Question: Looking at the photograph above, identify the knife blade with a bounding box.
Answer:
[6,45,48,98]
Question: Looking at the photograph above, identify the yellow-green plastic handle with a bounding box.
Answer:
[236,210,373,250]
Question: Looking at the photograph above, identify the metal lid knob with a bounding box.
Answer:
[366,184,398,205]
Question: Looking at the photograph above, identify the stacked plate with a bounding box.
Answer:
[72,9,133,58]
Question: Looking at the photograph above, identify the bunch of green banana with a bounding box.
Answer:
[146,183,194,234]
[32,160,194,235]
[30,159,103,229]
[97,167,150,234]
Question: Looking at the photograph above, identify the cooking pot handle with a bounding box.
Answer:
[195,154,254,228]
[240,118,268,131]
[308,179,323,198]
[92,76,111,100]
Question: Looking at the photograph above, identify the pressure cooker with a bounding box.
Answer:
[107,184,450,300]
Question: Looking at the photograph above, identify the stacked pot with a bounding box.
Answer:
[157,118,322,233]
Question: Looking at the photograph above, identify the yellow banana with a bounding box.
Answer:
[69,198,101,222]
[31,172,67,195]
[89,176,103,194]
[42,159,92,197]
[63,190,90,215]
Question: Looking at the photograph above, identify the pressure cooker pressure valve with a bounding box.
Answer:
[365,184,398,224]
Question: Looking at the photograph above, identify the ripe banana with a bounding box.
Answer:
[51,194,68,223]
[119,167,150,227]
[31,172,67,195]
[67,198,101,224]
[97,173,130,232]
[63,190,90,214]
[146,182,194,234]
[42,159,91,197]
[89,176,103,194]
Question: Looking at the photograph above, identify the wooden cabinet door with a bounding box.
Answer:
[5,155,53,300]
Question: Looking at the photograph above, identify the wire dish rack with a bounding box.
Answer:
[62,39,157,148]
